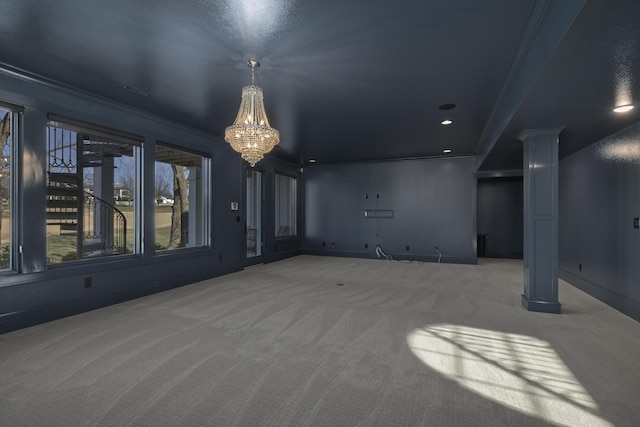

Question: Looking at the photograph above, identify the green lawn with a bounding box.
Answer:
[45,205,176,263]
[155,224,171,250]
[1,207,10,269]
[46,234,77,263]
[5,204,178,265]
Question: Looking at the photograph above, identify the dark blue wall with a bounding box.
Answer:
[0,69,301,333]
[477,177,523,259]
[303,157,477,263]
[559,121,640,321]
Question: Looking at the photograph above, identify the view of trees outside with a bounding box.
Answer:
[155,144,207,251]
[116,156,176,205]
[155,163,172,201]
[46,126,138,263]
[155,160,186,249]
[4,118,209,266]
[0,109,11,269]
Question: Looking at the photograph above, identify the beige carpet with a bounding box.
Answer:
[1,256,639,426]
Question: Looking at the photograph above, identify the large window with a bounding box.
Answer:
[275,174,297,238]
[0,108,14,270]
[154,143,210,251]
[46,119,142,264]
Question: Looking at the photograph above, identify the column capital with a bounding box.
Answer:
[518,127,565,142]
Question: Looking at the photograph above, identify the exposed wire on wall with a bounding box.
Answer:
[376,245,393,260]
[435,246,442,263]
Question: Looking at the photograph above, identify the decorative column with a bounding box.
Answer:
[519,128,562,314]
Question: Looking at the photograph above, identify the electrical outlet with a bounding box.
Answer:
[578,263,582,272]
[331,242,336,248]
[322,241,326,247]
[219,254,223,262]
[634,218,639,229]
[364,243,368,249]
[405,245,410,251]
[83,277,92,288]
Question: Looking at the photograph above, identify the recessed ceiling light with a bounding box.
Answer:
[308,159,316,163]
[441,119,453,125]
[443,149,452,153]
[613,104,634,113]
[438,103,456,110]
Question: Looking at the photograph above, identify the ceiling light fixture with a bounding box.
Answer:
[443,149,452,153]
[441,119,453,125]
[308,159,316,163]
[225,60,280,167]
[613,104,634,113]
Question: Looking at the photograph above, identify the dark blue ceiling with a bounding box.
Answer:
[0,0,638,168]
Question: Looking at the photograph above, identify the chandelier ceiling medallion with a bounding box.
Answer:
[225,59,280,167]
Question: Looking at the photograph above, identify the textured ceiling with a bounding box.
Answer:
[0,0,639,168]
[478,0,640,170]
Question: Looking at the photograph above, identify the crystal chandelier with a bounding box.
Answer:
[225,60,280,167]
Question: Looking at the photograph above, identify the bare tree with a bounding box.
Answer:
[167,165,189,249]
[155,164,173,199]
[117,157,135,198]
[0,112,11,250]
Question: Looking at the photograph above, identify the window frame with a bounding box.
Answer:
[0,103,21,273]
[153,141,211,253]
[44,118,143,265]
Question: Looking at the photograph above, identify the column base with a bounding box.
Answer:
[522,294,561,314]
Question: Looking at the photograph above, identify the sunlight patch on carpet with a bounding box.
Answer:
[407,324,612,427]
